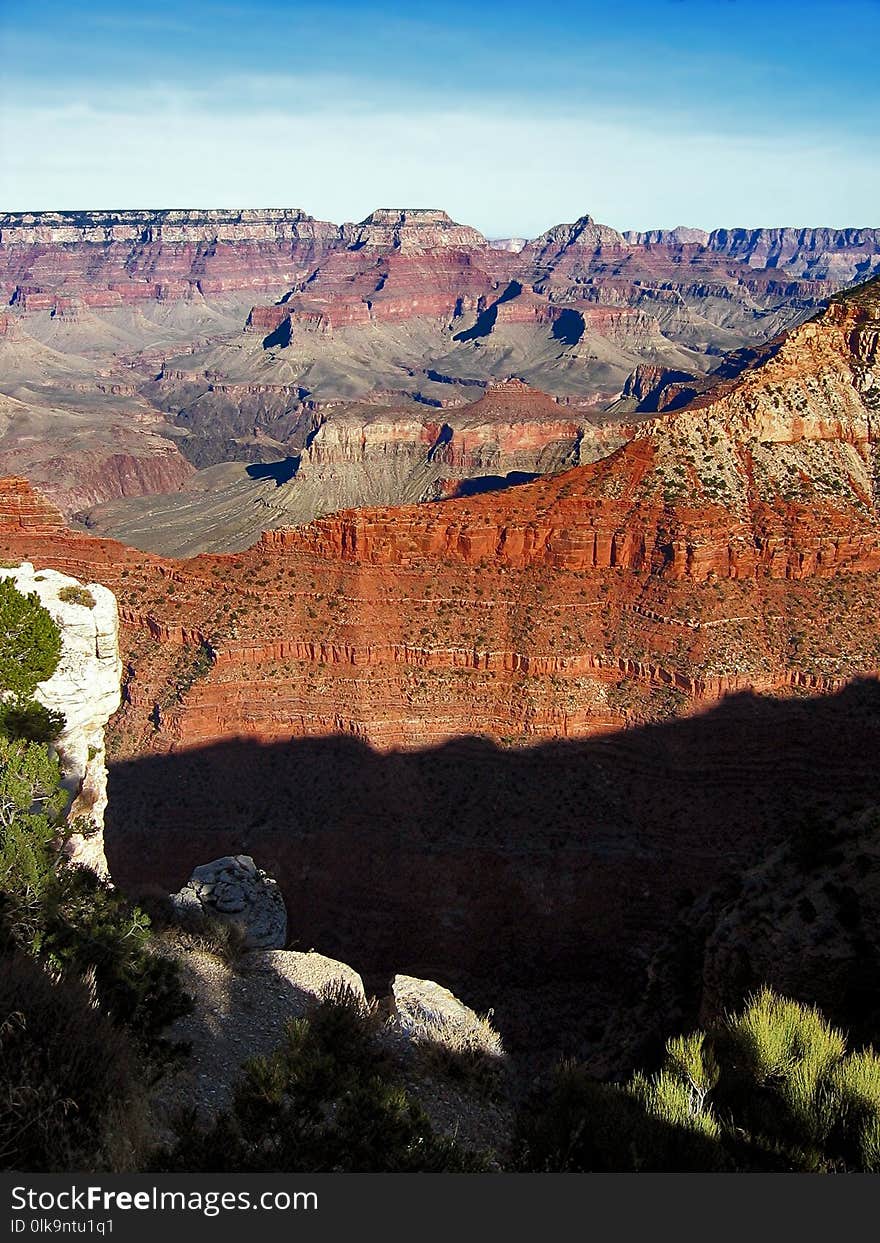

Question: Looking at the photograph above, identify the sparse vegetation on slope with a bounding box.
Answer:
[57,584,96,609]
[156,983,489,1173]
[517,989,880,1172]
[0,580,191,1170]
[0,949,150,1171]
[0,740,191,1053]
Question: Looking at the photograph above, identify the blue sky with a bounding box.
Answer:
[1,0,878,234]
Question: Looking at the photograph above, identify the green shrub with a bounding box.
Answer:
[0,579,62,700]
[518,990,880,1172]
[0,580,66,746]
[57,585,96,609]
[827,1046,880,1170]
[857,1114,880,1173]
[629,1066,721,1143]
[158,984,488,1172]
[716,989,848,1159]
[516,1058,727,1172]
[0,948,148,1171]
[663,1030,719,1102]
[0,738,68,935]
[0,699,65,745]
[33,866,193,1047]
[0,582,189,1170]
[0,737,190,1052]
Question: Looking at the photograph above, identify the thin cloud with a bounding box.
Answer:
[1,89,877,233]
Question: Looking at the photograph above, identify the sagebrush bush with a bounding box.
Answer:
[0,949,148,1171]
[518,989,880,1172]
[403,1006,506,1096]
[716,989,849,1160]
[663,1031,719,1104]
[725,988,846,1084]
[516,1058,727,1172]
[857,1113,880,1172]
[629,1067,722,1141]
[826,1046,880,1170]
[57,585,96,609]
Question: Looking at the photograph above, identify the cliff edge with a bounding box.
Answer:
[0,561,122,872]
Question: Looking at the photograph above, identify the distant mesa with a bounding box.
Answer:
[466,376,562,417]
[623,225,711,247]
[342,207,488,252]
[2,202,880,536]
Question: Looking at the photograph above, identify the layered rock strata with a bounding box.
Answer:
[1,278,879,1054]
[4,205,879,551]
[4,206,878,343]
[0,279,877,760]
[81,380,632,556]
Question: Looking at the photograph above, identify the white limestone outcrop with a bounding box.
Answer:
[0,562,122,874]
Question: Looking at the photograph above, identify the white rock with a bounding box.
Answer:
[389,973,504,1059]
[241,949,366,1003]
[171,854,288,949]
[0,562,122,874]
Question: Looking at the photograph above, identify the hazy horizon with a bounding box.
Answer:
[1,0,879,234]
[1,202,879,240]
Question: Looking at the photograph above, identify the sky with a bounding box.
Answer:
[1,0,878,236]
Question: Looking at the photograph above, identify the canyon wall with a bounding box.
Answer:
[0,208,341,308]
[0,282,877,758]
[1,277,879,1051]
[4,204,880,552]
[80,381,634,556]
[3,207,878,337]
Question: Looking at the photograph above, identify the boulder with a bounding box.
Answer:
[389,973,504,1058]
[171,854,287,949]
[240,948,366,1004]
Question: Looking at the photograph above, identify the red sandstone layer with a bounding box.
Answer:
[0,278,877,756]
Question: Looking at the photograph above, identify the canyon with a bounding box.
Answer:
[3,206,880,554]
[2,271,879,1056]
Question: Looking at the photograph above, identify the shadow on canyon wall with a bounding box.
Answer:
[245,457,299,486]
[448,471,540,498]
[106,679,880,1060]
[452,280,522,342]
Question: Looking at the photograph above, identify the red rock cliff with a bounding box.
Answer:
[0,279,877,756]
